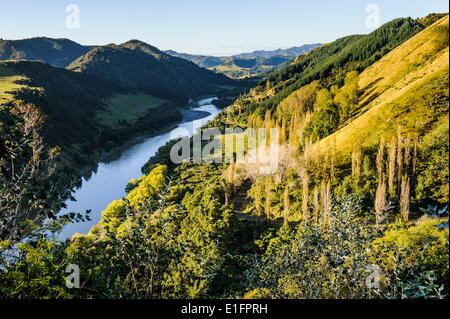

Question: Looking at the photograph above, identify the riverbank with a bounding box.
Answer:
[78,102,214,179]
[59,98,220,239]
[96,108,213,165]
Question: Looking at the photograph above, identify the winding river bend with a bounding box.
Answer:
[59,97,220,239]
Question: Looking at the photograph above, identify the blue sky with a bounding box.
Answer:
[0,0,448,55]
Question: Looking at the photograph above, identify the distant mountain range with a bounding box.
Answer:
[233,43,323,58]
[0,37,322,79]
[165,43,323,78]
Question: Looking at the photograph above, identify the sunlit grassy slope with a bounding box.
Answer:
[315,15,449,162]
[209,63,275,79]
[213,16,449,162]
[98,93,168,129]
[0,64,25,105]
[209,64,253,79]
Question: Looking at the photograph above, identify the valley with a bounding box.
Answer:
[166,43,322,79]
[59,97,220,239]
[1,37,321,80]
[0,6,448,302]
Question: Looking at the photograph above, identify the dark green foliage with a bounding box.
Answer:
[2,60,122,151]
[417,13,449,27]
[232,58,258,69]
[0,103,68,242]
[416,117,449,204]
[245,197,379,298]
[0,37,93,67]
[68,40,235,101]
[304,103,340,141]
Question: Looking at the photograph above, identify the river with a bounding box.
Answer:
[59,97,220,239]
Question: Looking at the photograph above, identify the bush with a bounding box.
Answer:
[304,104,340,141]
[246,196,379,299]
[416,117,449,204]
[370,216,449,297]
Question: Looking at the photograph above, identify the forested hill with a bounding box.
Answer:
[217,13,449,213]
[67,40,236,101]
[225,16,433,119]
[1,60,124,150]
[0,39,241,174]
[164,50,224,68]
[0,37,94,67]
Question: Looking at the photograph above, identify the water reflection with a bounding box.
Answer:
[59,98,219,239]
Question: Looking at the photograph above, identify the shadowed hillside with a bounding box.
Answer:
[68,40,236,101]
[0,60,181,177]
[0,37,94,67]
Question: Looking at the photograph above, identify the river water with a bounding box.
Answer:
[59,97,219,239]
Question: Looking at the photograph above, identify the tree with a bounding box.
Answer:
[300,88,341,141]
[416,117,449,204]
[334,71,359,121]
[0,103,68,243]
[0,103,80,299]
[246,196,378,299]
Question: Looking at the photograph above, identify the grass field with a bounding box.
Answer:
[209,64,252,79]
[0,64,25,105]
[97,93,168,129]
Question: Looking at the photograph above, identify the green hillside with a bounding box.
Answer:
[224,16,435,122]
[0,37,93,67]
[214,15,448,216]
[1,40,241,174]
[68,40,237,101]
[39,14,446,300]
[0,60,182,179]
[164,50,224,68]
[0,64,25,105]
[317,16,449,160]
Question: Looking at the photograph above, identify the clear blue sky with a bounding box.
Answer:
[1,0,448,56]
